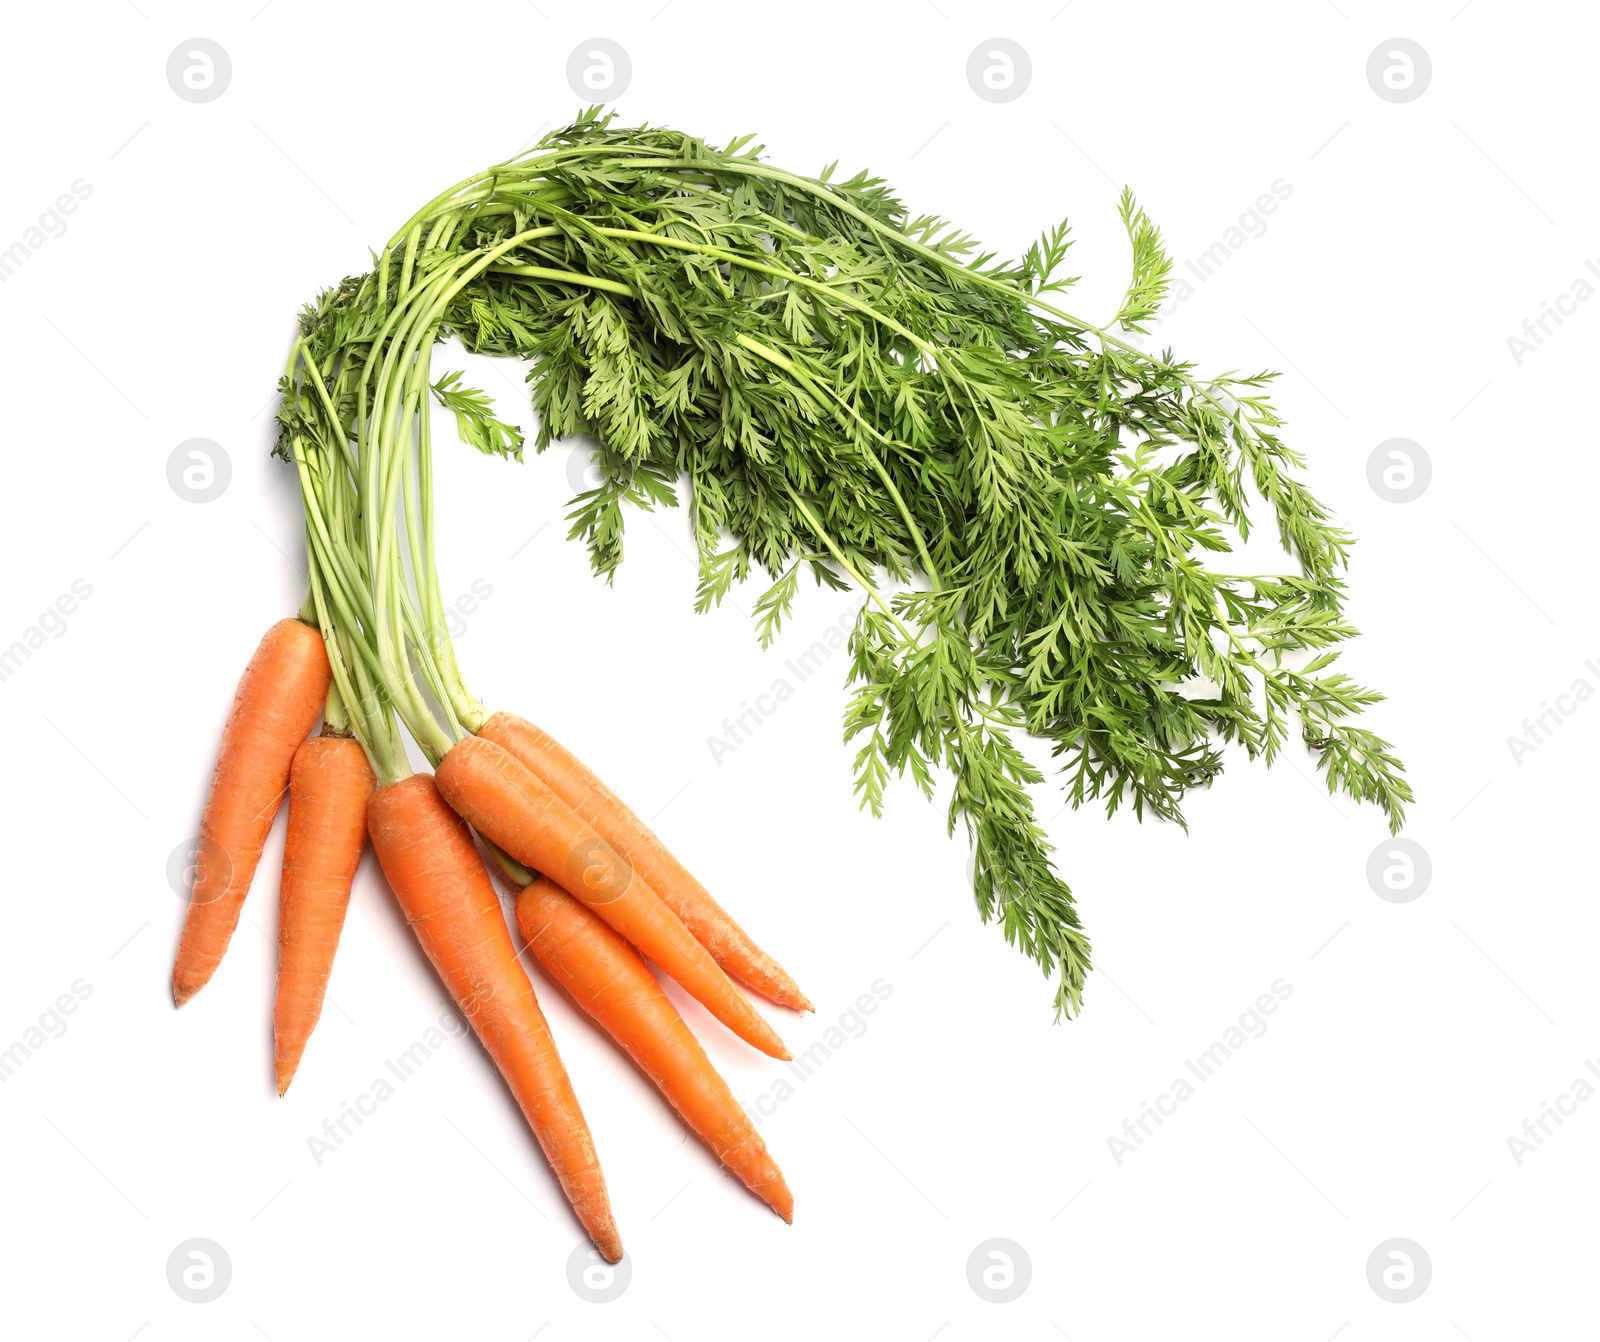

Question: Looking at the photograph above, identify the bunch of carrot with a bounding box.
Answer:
[174,309,809,1256]
[175,614,807,1257]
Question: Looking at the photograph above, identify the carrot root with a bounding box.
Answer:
[516,876,794,1222]
[435,735,790,1061]
[482,711,812,1012]
[274,734,374,1095]
[174,618,331,1007]
[368,774,622,1261]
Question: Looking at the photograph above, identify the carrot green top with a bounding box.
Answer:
[272,109,1411,1019]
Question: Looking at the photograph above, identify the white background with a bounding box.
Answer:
[0,1,1593,1338]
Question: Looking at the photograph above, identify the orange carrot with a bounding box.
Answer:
[435,735,790,1062]
[274,732,374,1095]
[481,712,811,1012]
[514,875,794,1221]
[173,618,331,1007]
[368,774,621,1261]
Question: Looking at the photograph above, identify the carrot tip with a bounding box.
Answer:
[794,995,815,1014]
[172,981,193,1009]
